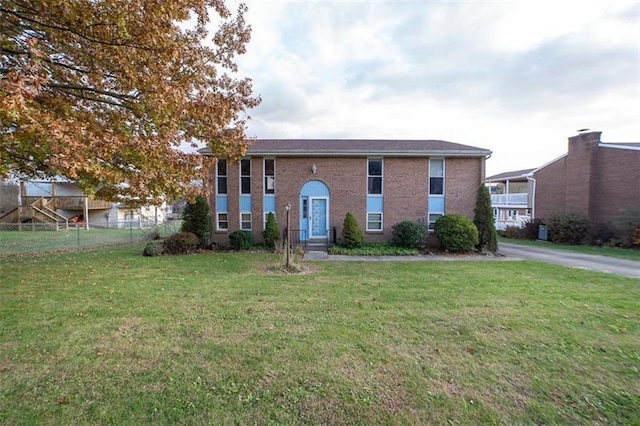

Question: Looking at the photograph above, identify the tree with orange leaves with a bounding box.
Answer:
[0,1,260,205]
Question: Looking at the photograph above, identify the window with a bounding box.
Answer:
[240,159,251,194]
[264,159,275,194]
[429,159,444,195]
[241,212,252,230]
[217,213,228,231]
[428,213,443,231]
[366,212,383,231]
[302,199,308,219]
[368,158,383,195]
[216,159,227,195]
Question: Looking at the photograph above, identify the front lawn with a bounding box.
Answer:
[0,245,638,424]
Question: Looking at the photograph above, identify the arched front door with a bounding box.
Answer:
[300,180,330,241]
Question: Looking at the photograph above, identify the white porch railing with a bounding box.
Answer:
[491,193,528,206]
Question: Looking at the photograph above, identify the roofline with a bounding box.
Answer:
[599,143,640,151]
[485,170,536,182]
[198,147,491,157]
[530,153,568,175]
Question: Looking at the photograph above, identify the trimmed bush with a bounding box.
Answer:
[520,218,545,240]
[181,196,212,247]
[263,212,279,249]
[546,212,589,245]
[391,220,427,248]
[434,214,479,253]
[473,185,498,252]
[341,212,364,248]
[143,240,164,257]
[499,226,520,239]
[229,230,254,250]
[163,232,199,255]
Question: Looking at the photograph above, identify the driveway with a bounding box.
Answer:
[498,242,640,279]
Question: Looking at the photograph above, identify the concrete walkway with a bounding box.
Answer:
[498,242,640,279]
[304,243,640,279]
[303,251,514,262]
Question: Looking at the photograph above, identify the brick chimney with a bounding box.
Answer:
[564,130,601,217]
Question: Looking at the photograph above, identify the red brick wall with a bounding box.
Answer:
[383,157,430,240]
[565,132,600,216]
[592,147,640,223]
[445,157,484,218]
[210,155,487,245]
[533,131,639,225]
[532,156,567,220]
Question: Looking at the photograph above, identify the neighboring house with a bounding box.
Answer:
[485,168,535,230]
[200,139,492,247]
[0,178,169,229]
[485,131,640,229]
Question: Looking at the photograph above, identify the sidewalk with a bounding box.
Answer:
[303,250,514,262]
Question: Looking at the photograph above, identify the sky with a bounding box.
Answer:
[231,0,639,177]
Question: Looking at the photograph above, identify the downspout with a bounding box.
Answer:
[527,175,536,219]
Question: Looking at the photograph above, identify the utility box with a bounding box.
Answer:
[538,225,548,241]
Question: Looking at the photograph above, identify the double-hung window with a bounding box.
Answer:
[217,213,228,230]
[216,159,228,231]
[264,159,275,194]
[216,159,227,195]
[366,158,384,231]
[368,158,383,195]
[241,213,252,230]
[428,158,445,230]
[240,159,251,194]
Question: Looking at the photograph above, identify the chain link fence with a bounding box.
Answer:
[0,220,183,256]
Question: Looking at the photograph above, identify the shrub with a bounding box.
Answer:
[499,226,520,239]
[546,212,589,245]
[520,218,545,240]
[181,196,212,247]
[229,230,254,250]
[434,214,479,253]
[143,240,164,257]
[473,185,498,252]
[391,220,427,248]
[341,212,364,248]
[263,212,279,249]
[163,232,199,255]
[611,210,640,248]
[586,222,617,246]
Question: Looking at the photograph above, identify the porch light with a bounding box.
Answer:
[311,163,317,174]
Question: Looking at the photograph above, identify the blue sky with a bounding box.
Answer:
[233,0,639,176]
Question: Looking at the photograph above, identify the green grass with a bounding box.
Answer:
[1,245,638,424]
[0,221,181,255]
[328,242,419,256]
[498,236,640,261]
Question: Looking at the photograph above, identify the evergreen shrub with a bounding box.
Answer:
[163,232,200,254]
[473,185,498,252]
[263,212,279,249]
[180,196,212,247]
[546,212,589,245]
[434,214,479,253]
[391,220,427,248]
[341,212,364,248]
[143,241,164,257]
[229,230,254,250]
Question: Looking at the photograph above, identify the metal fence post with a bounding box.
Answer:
[76,225,80,250]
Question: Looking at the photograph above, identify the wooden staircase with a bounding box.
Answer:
[0,197,69,230]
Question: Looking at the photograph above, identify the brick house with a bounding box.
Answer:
[486,131,640,228]
[200,139,491,246]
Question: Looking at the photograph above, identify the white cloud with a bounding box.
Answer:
[232,0,640,175]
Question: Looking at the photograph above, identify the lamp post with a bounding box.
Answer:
[285,203,291,269]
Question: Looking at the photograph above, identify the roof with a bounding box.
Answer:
[199,139,491,157]
[485,168,536,182]
[599,142,640,151]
